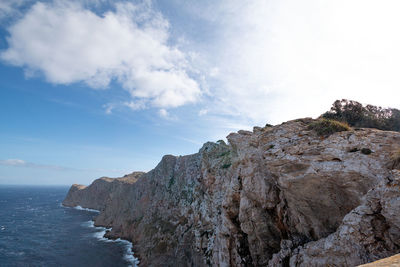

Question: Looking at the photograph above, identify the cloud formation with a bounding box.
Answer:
[1,1,200,110]
[0,0,23,19]
[0,158,124,173]
[191,0,400,125]
[0,158,74,171]
[3,0,400,128]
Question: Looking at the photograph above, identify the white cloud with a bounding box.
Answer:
[104,103,114,114]
[1,1,201,110]
[104,99,147,114]
[198,109,208,116]
[158,108,176,120]
[0,0,23,19]
[0,158,124,173]
[0,158,73,171]
[191,0,400,125]
[3,0,400,128]
[124,100,147,111]
[0,159,26,166]
[158,108,168,118]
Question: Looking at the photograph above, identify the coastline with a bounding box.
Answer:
[62,119,400,266]
[62,204,139,267]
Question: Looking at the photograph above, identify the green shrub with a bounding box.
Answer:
[217,140,226,145]
[221,163,231,169]
[219,151,230,157]
[308,119,351,136]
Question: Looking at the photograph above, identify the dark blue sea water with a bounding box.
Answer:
[0,186,138,267]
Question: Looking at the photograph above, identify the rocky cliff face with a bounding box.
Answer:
[63,172,144,210]
[63,119,400,266]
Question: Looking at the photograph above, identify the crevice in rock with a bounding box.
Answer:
[364,205,400,256]
[282,256,290,267]
[238,232,253,266]
[348,147,359,152]
[226,174,254,266]
[275,186,289,241]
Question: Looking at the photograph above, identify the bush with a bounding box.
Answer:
[322,99,400,131]
[308,119,351,136]
[217,140,226,145]
[221,163,231,169]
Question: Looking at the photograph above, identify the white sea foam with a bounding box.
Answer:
[82,220,139,266]
[93,228,108,240]
[60,203,100,213]
[81,220,95,228]
[73,205,100,213]
[118,239,140,267]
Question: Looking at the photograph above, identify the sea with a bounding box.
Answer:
[0,185,139,267]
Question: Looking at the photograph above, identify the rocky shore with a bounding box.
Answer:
[63,118,400,266]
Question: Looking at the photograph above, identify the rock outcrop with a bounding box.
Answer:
[63,118,400,266]
[63,172,144,210]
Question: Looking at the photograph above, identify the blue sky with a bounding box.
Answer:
[1,0,400,185]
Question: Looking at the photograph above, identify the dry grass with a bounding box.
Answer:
[390,150,400,170]
[308,119,351,136]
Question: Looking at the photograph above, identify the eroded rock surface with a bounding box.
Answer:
[63,119,400,266]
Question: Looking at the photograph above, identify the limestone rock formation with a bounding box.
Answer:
[63,118,400,266]
[63,172,144,210]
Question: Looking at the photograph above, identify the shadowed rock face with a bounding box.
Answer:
[63,119,400,266]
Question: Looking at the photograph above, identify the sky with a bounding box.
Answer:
[1,0,400,185]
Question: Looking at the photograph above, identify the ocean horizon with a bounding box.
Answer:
[0,185,138,267]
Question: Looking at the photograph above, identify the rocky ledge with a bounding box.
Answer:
[358,253,400,266]
[63,118,400,266]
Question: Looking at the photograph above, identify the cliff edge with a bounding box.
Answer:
[63,118,400,266]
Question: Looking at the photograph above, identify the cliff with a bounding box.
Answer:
[63,172,144,210]
[63,118,400,266]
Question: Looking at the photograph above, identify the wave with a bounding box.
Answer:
[73,205,100,213]
[82,220,139,267]
[60,203,100,213]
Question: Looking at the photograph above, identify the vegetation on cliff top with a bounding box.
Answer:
[322,99,400,131]
[308,118,351,136]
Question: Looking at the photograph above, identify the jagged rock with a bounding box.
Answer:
[63,119,400,266]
